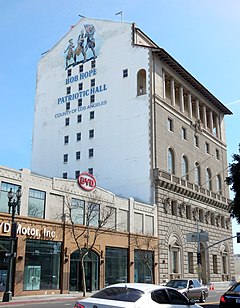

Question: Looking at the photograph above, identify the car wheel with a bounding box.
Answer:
[200,291,206,303]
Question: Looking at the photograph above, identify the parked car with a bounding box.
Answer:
[73,282,202,308]
[219,281,240,307]
[165,279,208,303]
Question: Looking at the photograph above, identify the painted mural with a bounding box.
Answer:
[64,24,96,69]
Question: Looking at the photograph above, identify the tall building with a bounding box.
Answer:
[32,18,234,284]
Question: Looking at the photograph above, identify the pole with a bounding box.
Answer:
[2,202,17,302]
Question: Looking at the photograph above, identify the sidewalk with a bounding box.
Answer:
[0,292,89,306]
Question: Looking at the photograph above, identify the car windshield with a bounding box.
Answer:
[166,280,187,288]
[91,287,144,302]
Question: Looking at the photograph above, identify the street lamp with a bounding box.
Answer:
[2,187,22,302]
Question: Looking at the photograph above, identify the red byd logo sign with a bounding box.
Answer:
[78,172,96,191]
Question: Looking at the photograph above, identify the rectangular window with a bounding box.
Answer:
[66,102,70,110]
[63,172,67,179]
[145,215,154,235]
[87,203,100,227]
[123,69,128,78]
[188,252,194,273]
[186,204,191,220]
[67,69,72,77]
[205,142,210,154]
[0,238,10,291]
[211,213,215,226]
[89,129,94,139]
[216,148,220,160]
[76,151,81,160]
[66,86,71,94]
[78,98,82,107]
[167,118,173,132]
[213,255,218,274]
[89,148,94,158]
[91,60,96,69]
[76,132,81,141]
[90,94,95,103]
[75,170,80,179]
[0,182,21,213]
[78,83,83,91]
[88,168,93,175]
[134,250,154,283]
[28,189,46,218]
[194,135,199,147]
[64,135,69,144]
[65,117,70,126]
[79,64,83,72]
[134,212,143,234]
[199,209,204,223]
[23,239,61,290]
[63,154,68,163]
[71,198,85,225]
[182,127,187,140]
[90,111,94,120]
[77,114,82,123]
[118,209,129,232]
[171,200,178,216]
[91,79,95,87]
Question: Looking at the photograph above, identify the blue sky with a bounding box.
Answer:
[1,0,239,252]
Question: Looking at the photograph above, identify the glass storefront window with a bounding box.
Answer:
[28,189,46,218]
[0,237,10,292]
[23,239,61,290]
[0,182,21,213]
[134,249,154,283]
[105,247,128,286]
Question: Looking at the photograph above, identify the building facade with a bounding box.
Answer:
[0,166,158,296]
[31,18,234,285]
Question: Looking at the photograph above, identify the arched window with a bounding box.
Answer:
[137,69,146,96]
[181,155,188,180]
[216,174,222,195]
[206,168,212,191]
[167,148,175,174]
[169,235,182,278]
[194,162,201,185]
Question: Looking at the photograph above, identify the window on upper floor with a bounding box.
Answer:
[90,111,94,120]
[206,168,212,191]
[213,255,218,274]
[76,151,81,160]
[167,118,173,132]
[137,69,146,96]
[79,64,83,73]
[66,86,71,94]
[123,69,128,78]
[78,83,83,91]
[91,59,96,69]
[76,132,81,141]
[182,127,187,140]
[205,142,210,154]
[167,148,175,174]
[181,155,189,180]
[91,78,95,87]
[63,172,68,179]
[89,148,94,158]
[0,182,22,214]
[28,188,46,219]
[88,168,93,175]
[78,98,82,107]
[216,148,220,160]
[63,154,68,164]
[89,129,94,139]
[67,69,72,77]
[77,114,82,123]
[71,198,85,225]
[86,202,100,227]
[216,174,222,195]
[194,162,201,186]
[90,94,95,103]
[65,117,70,126]
[64,135,69,144]
[66,102,70,110]
[75,170,80,179]
[194,135,199,148]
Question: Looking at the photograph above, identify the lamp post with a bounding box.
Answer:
[2,187,22,302]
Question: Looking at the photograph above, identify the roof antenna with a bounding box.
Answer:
[115,11,123,22]
[78,14,86,18]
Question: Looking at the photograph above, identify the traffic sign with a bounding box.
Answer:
[186,231,209,242]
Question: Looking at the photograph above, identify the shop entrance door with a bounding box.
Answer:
[69,250,99,292]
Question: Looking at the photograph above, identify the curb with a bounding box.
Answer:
[0,296,82,306]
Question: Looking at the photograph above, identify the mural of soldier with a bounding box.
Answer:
[84,24,96,59]
[64,39,75,69]
[74,30,86,63]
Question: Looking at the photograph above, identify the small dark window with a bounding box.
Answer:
[194,135,199,147]
[76,151,81,160]
[78,98,83,107]
[89,129,94,139]
[205,142,210,154]
[79,83,83,91]
[63,172,68,179]
[66,102,70,110]
[79,65,83,72]
[77,114,82,123]
[65,118,70,126]
[89,148,94,158]
[90,111,95,120]
[91,60,96,69]
[66,87,71,94]
[64,135,69,144]
[91,79,95,87]
[63,154,68,163]
[76,132,81,141]
[75,170,80,179]
[90,95,95,103]
[88,168,93,175]
[168,118,173,132]
[216,148,220,160]
[182,127,187,140]
[123,69,128,78]
[67,69,72,77]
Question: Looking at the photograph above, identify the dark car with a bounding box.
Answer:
[165,279,208,303]
[219,281,240,307]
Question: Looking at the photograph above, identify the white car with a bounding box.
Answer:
[73,283,202,308]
